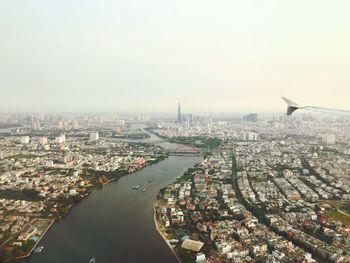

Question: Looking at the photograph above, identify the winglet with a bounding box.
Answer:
[282,97,299,115]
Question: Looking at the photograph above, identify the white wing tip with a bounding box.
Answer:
[282,97,299,115]
[281,97,298,107]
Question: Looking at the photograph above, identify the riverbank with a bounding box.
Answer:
[8,219,55,263]
[54,154,168,218]
[153,166,204,263]
[153,200,182,263]
[1,155,168,263]
[145,127,222,149]
[29,155,201,263]
[51,153,167,216]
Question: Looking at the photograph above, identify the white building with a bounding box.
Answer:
[69,189,77,196]
[45,160,54,168]
[321,134,335,145]
[239,131,258,141]
[20,136,30,144]
[90,132,99,141]
[247,132,258,141]
[196,253,206,262]
[116,120,125,126]
[56,134,66,144]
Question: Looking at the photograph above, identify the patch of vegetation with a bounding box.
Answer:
[340,202,350,213]
[169,136,222,149]
[322,200,350,213]
[0,189,42,201]
[128,142,152,147]
[80,168,134,190]
[324,209,350,227]
[273,163,291,173]
[176,168,196,183]
[149,155,168,165]
[112,133,150,139]
[175,247,195,263]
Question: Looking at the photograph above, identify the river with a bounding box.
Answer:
[29,127,201,263]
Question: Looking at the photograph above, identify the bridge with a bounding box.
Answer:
[168,144,201,156]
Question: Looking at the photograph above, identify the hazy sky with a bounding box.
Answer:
[1,0,350,113]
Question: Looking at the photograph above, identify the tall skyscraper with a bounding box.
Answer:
[177,102,183,123]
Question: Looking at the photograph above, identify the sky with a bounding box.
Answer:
[1,0,350,113]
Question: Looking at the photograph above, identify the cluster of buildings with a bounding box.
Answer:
[156,152,326,262]
[0,123,166,261]
[156,114,350,262]
[1,111,350,262]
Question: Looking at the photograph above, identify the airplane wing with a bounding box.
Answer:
[281,97,298,107]
[282,97,350,116]
[281,97,300,115]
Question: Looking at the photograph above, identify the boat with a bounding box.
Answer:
[89,258,96,263]
[142,187,148,192]
[34,246,44,253]
[132,184,140,190]
[147,179,153,183]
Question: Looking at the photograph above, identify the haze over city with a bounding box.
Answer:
[1,0,350,113]
[1,1,350,263]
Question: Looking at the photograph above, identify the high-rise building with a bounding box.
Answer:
[183,113,194,126]
[247,131,258,141]
[31,121,40,131]
[116,119,125,126]
[177,102,183,123]
[243,113,258,122]
[239,131,258,141]
[321,134,335,145]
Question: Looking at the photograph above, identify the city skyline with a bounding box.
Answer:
[1,1,350,113]
[1,1,350,263]
[1,107,350,263]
